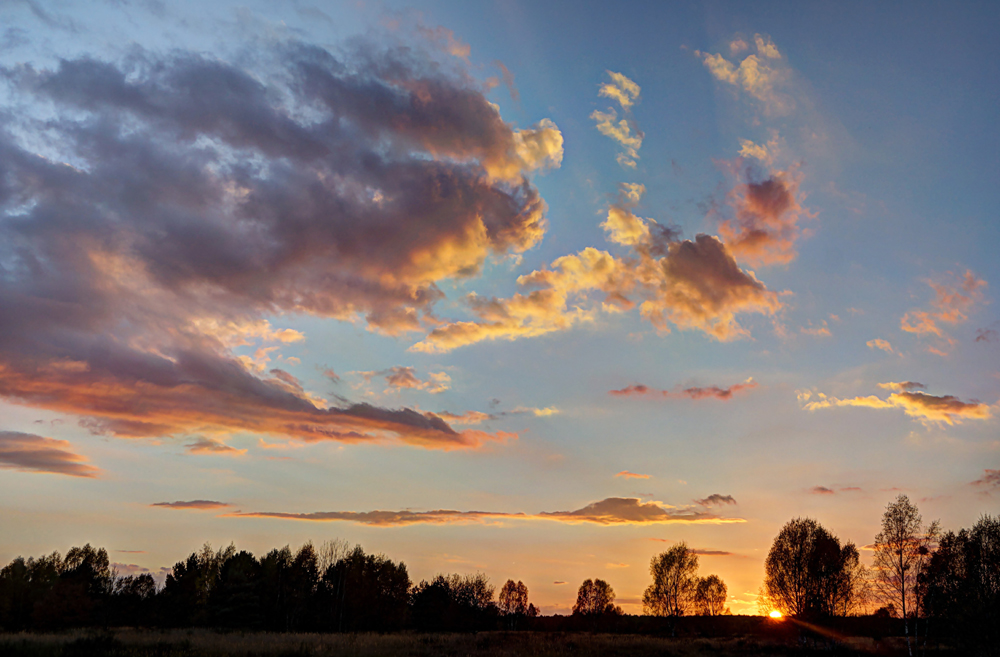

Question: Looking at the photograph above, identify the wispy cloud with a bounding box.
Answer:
[592,71,643,168]
[0,431,99,478]
[695,34,791,116]
[901,271,987,352]
[231,496,744,526]
[867,338,894,353]
[357,367,451,394]
[151,500,231,510]
[186,437,247,456]
[610,379,756,400]
[616,471,650,479]
[971,469,1000,493]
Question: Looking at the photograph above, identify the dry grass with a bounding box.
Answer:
[0,628,926,656]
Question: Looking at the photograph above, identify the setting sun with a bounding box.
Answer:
[769,611,784,619]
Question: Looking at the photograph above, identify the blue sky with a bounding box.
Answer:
[0,0,997,614]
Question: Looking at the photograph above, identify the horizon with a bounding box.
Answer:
[0,0,997,617]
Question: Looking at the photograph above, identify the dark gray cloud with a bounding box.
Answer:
[695,494,737,506]
[0,35,558,449]
[0,430,99,477]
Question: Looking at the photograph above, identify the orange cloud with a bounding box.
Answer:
[610,379,757,400]
[0,431,99,478]
[232,497,744,526]
[971,469,1000,492]
[867,338,894,353]
[151,500,231,510]
[901,270,987,338]
[358,367,451,394]
[616,471,651,479]
[811,486,835,495]
[801,386,992,426]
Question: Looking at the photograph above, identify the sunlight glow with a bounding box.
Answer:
[769,610,784,619]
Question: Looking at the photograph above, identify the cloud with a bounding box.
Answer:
[593,71,643,168]
[432,405,559,425]
[186,437,247,456]
[878,381,926,392]
[0,431,99,477]
[411,174,783,352]
[867,338,894,353]
[610,378,757,400]
[696,35,792,115]
[151,500,231,510]
[0,35,560,450]
[616,471,650,479]
[901,271,987,338]
[233,496,744,526]
[359,367,451,394]
[599,71,641,109]
[538,497,742,524]
[975,326,998,343]
[810,486,835,495]
[553,581,566,585]
[695,494,737,506]
[690,548,733,556]
[800,386,992,426]
[718,170,810,267]
[971,469,1000,491]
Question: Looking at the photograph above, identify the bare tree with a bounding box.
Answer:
[872,495,939,657]
[694,574,728,616]
[642,542,699,616]
[316,539,350,573]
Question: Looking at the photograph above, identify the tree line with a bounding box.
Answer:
[1,495,996,650]
[0,541,538,633]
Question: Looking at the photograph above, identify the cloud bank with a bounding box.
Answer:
[800,385,992,426]
[0,35,561,449]
[231,496,744,526]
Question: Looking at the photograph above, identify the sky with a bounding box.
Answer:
[0,0,998,615]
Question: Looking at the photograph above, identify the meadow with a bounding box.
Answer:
[0,628,938,657]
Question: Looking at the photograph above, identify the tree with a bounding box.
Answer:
[498,579,529,629]
[872,495,939,656]
[643,542,699,616]
[572,579,621,615]
[694,575,728,616]
[762,517,866,618]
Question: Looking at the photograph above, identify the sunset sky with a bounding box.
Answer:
[1,0,998,615]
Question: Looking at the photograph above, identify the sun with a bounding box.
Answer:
[769,610,784,619]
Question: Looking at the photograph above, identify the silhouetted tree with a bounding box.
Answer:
[320,545,410,632]
[573,579,621,616]
[694,574,728,616]
[873,495,939,655]
[0,552,62,630]
[34,544,113,628]
[920,515,1000,654]
[160,543,236,627]
[498,579,529,629]
[643,542,699,616]
[208,550,261,629]
[410,572,496,631]
[109,573,156,626]
[762,517,866,618]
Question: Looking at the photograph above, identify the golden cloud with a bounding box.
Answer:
[867,338,894,353]
[801,386,992,426]
[616,470,651,479]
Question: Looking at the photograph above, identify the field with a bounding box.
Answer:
[0,629,940,657]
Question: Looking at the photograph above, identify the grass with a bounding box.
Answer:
[0,628,931,657]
